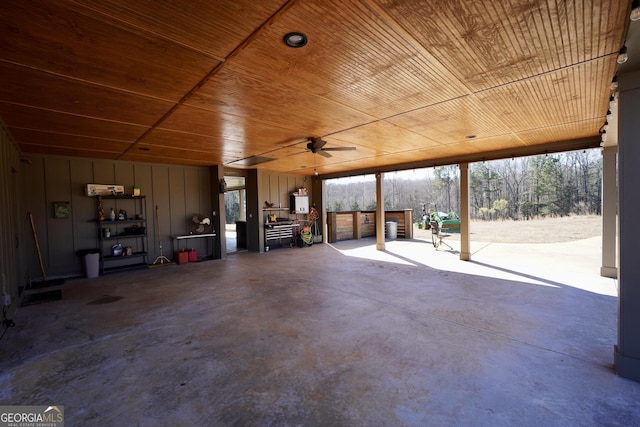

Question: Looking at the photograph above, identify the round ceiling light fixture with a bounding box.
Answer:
[283,32,308,48]
[617,45,628,64]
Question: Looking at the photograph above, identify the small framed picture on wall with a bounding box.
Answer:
[53,201,70,219]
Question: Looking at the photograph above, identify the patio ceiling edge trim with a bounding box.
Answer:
[320,136,601,180]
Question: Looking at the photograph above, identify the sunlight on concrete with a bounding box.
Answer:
[327,242,418,266]
[328,237,618,296]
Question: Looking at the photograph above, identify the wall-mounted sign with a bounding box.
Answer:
[86,184,125,196]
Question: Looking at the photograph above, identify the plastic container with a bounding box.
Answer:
[175,251,189,264]
[112,244,123,257]
[77,249,100,278]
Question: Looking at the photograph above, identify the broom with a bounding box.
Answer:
[23,212,63,305]
[27,212,64,287]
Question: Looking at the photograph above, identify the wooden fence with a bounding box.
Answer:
[326,210,413,243]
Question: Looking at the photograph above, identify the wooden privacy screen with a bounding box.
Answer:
[327,210,413,243]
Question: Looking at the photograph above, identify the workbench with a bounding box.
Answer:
[173,233,217,260]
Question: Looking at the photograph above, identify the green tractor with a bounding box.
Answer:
[420,204,461,233]
[430,211,460,233]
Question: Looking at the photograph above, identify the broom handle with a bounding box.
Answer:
[28,212,47,281]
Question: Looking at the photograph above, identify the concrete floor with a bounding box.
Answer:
[2,236,639,426]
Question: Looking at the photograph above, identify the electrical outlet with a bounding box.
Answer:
[1,294,10,307]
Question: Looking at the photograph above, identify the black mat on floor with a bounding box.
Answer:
[28,278,65,289]
[21,290,62,306]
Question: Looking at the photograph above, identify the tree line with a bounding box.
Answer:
[326,149,603,221]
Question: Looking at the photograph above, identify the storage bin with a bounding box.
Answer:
[77,249,100,278]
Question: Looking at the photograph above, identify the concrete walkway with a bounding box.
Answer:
[1,237,637,426]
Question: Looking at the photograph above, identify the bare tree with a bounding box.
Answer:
[326,150,602,220]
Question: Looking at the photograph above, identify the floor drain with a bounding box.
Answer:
[87,295,123,305]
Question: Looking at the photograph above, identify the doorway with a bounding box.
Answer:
[223,176,246,253]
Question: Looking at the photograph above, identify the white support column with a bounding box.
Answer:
[376,172,385,251]
[615,70,640,382]
[459,162,471,261]
[601,145,618,278]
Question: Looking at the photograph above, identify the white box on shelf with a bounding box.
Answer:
[290,195,309,214]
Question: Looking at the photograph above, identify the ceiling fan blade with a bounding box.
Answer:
[322,146,356,151]
[318,150,332,158]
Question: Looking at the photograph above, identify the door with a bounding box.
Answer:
[223,176,246,253]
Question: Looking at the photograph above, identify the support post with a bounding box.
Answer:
[601,146,618,278]
[459,162,471,261]
[209,165,225,259]
[615,71,640,382]
[313,175,325,244]
[376,172,385,251]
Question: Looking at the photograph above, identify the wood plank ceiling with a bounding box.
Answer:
[0,0,629,176]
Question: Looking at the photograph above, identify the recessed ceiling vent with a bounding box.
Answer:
[227,156,276,166]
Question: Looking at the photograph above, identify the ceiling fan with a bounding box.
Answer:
[306,137,356,158]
